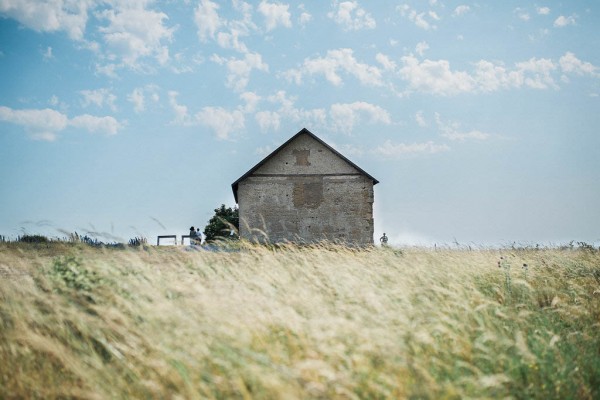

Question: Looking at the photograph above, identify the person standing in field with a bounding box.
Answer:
[190,226,197,245]
[196,228,202,245]
[380,233,388,246]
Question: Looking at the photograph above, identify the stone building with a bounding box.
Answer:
[231,128,378,245]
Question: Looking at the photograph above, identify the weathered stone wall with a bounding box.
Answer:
[238,134,375,245]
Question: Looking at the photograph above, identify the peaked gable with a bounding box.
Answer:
[231,128,378,203]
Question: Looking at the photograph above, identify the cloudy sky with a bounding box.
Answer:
[1,0,599,246]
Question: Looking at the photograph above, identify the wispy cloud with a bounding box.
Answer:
[397,4,439,30]
[42,46,53,61]
[514,8,530,21]
[435,113,491,141]
[373,140,449,157]
[415,110,427,127]
[297,4,312,26]
[453,5,470,17]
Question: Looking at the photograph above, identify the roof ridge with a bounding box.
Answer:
[231,128,378,203]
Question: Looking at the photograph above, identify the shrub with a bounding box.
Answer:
[18,234,49,243]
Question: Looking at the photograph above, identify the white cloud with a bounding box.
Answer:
[515,8,530,21]
[554,15,576,27]
[435,112,490,141]
[95,62,118,78]
[128,88,145,113]
[415,41,429,56]
[428,11,440,21]
[0,0,91,40]
[537,7,550,15]
[239,91,261,113]
[266,91,327,128]
[42,46,53,60]
[453,5,470,17]
[126,85,160,113]
[285,48,383,87]
[399,55,475,95]
[399,54,566,95]
[69,114,121,135]
[0,106,68,134]
[195,107,244,140]
[216,29,250,53]
[329,102,391,134]
[298,4,312,26]
[474,57,558,91]
[168,91,191,126]
[194,0,256,54]
[373,140,449,157]
[473,60,515,91]
[559,52,598,77]
[211,52,269,91]
[258,0,292,31]
[397,4,437,30]
[80,88,117,111]
[96,2,174,69]
[0,105,121,140]
[375,53,396,71]
[167,91,247,139]
[415,110,427,127]
[255,110,280,132]
[514,57,557,89]
[328,1,376,31]
[194,0,223,41]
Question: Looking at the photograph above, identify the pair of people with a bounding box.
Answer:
[189,226,203,245]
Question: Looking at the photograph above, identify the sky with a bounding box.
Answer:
[0,0,599,247]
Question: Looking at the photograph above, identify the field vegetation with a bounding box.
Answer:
[1,240,599,399]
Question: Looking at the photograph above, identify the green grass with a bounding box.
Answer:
[1,242,599,399]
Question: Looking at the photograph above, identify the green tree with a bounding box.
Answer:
[203,204,239,242]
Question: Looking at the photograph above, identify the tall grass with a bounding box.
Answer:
[1,242,599,399]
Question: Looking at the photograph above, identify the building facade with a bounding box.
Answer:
[232,128,379,245]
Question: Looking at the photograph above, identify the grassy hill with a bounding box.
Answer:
[1,242,599,399]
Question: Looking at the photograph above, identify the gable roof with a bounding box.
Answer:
[231,128,379,203]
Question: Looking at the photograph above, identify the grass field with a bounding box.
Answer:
[1,242,599,399]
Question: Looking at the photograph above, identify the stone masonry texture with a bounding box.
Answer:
[236,131,376,245]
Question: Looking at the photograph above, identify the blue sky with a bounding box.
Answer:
[1,0,598,246]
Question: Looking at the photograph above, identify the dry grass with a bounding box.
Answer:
[1,242,599,399]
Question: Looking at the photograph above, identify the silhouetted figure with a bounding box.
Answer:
[380,233,388,246]
[190,226,197,245]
